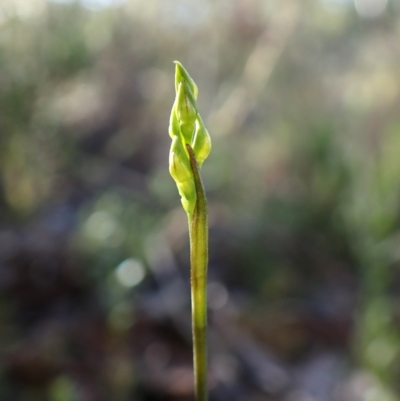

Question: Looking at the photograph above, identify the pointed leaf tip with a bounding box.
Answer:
[174,61,198,99]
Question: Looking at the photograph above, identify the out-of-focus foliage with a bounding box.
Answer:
[1,0,400,400]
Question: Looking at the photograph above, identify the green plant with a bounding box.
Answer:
[169,61,211,401]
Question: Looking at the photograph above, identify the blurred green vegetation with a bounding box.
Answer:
[1,0,400,400]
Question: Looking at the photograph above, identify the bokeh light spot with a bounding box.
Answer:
[366,338,397,368]
[85,211,118,241]
[116,258,145,287]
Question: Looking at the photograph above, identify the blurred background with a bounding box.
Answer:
[0,0,400,400]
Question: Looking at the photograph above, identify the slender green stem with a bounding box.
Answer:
[169,61,210,401]
[186,144,208,401]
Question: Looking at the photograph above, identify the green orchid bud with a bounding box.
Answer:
[169,136,196,215]
[169,61,211,216]
[176,82,197,143]
[192,116,211,168]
